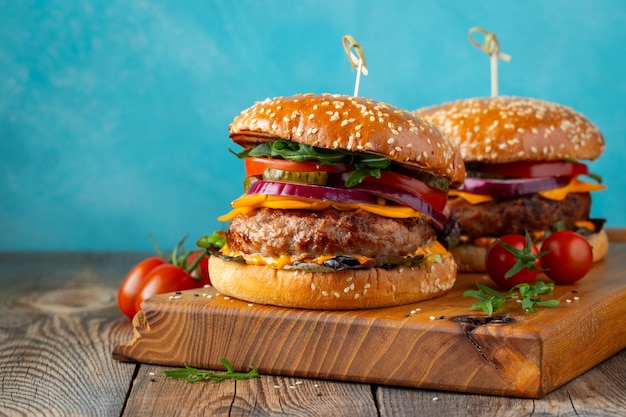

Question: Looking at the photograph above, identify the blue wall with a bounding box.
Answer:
[1,0,625,251]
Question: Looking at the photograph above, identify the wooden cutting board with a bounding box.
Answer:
[113,242,626,398]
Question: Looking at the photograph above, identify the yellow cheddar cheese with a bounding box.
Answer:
[450,178,605,205]
[218,194,427,221]
[219,240,448,269]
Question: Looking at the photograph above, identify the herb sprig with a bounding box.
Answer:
[163,357,260,383]
[464,281,560,316]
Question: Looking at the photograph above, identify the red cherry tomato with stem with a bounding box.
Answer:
[485,232,544,289]
[117,256,166,319]
[133,264,202,313]
[540,231,593,284]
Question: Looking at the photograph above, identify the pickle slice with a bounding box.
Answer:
[243,176,261,192]
[262,168,329,185]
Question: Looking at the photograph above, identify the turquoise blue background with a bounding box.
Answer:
[1,0,625,251]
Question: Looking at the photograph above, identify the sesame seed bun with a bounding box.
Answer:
[208,253,457,310]
[230,93,466,186]
[413,96,605,163]
[415,96,608,272]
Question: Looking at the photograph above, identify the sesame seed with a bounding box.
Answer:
[321,291,329,297]
[311,282,316,291]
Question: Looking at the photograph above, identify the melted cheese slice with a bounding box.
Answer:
[219,240,449,269]
[218,194,426,222]
[449,178,606,205]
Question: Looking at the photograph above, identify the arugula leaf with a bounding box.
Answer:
[464,281,560,316]
[232,139,391,186]
[163,357,260,384]
[463,282,509,316]
[196,230,227,250]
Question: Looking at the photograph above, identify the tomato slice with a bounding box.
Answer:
[359,171,448,212]
[474,161,589,178]
[244,157,353,177]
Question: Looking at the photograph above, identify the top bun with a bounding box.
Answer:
[230,93,466,186]
[414,96,605,163]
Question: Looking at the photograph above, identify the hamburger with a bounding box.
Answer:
[414,96,607,272]
[205,93,466,309]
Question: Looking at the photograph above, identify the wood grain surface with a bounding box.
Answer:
[1,241,625,416]
[113,242,626,398]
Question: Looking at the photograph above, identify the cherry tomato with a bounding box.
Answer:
[133,264,201,313]
[540,231,593,284]
[117,256,166,319]
[475,161,589,179]
[485,234,541,289]
[244,157,352,177]
[187,250,211,285]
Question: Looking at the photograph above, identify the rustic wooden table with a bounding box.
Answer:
[1,231,625,416]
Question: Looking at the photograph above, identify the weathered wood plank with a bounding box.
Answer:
[0,253,144,417]
[123,365,378,416]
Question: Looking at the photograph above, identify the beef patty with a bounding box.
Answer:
[445,193,592,238]
[227,207,436,259]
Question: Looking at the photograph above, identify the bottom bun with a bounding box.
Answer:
[208,254,458,310]
[451,229,609,273]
